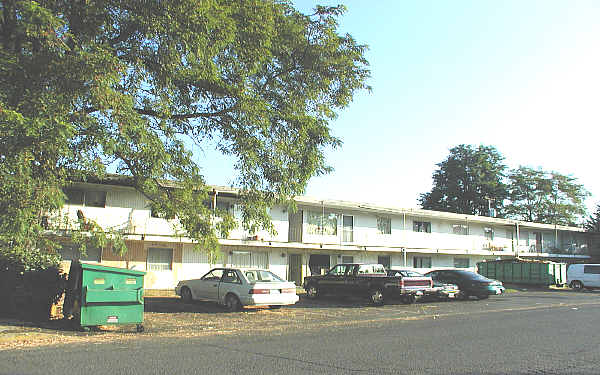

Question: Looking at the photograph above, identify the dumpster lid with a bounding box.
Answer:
[79,262,146,276]
[477,257,566,265]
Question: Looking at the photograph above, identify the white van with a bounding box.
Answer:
[567,264,600,290]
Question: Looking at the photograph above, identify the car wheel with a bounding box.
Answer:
[401,295,416,305]
[570,281,584,291]
[224,294,242,312]
[370,288,385,306]
[305,284,320,299]
[180,287,193,303]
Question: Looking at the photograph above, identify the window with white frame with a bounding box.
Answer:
[307,211,338,235]
[413,221,431,233]
[377,217,391,235]
[484,227,494,241]
[147,247,173,271]
[341,255,354,263]
[413,256,432,268]
[452,224,468,235]
[64,189,106,208]
[453,258,470,268]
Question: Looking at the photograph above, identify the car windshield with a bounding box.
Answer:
[455,270,490,281]
[243,270,284,283]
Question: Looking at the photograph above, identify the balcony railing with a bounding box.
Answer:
[517,244,589,256]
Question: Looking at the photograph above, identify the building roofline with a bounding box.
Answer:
[67,174,586,233]
[293,196,586,232]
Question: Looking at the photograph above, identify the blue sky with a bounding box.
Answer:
[200,1,599,214]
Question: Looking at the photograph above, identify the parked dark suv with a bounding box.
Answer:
[424,270,504,300]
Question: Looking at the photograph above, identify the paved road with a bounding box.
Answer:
[2,291,600,374]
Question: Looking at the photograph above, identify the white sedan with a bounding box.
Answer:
[175,268,299,311]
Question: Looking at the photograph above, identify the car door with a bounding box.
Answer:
[438,271,459,288]
[193,268,224,301]
[218,269,243,301]
[583,265,600,287]
[342,265,359,294]
[320,265,347,295]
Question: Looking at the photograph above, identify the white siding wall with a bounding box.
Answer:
[180,244,212,281]
[60,183,588,289]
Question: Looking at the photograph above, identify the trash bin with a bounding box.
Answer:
[477,258,567,286]
[63,261,146,332]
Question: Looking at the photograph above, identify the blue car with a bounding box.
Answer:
[425,270,505,300]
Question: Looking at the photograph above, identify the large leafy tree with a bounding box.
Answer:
[0,1,370,268]
[419,144,507,216]
[505,167,589,226]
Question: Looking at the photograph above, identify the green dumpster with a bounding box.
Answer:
[477,259,567,286]
[63,261,146,332]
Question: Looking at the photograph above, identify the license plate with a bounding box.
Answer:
[107,316,119,323]
[447,293,457,298]
[270,290,280,294]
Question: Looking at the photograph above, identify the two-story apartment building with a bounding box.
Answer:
[55,177,592,289]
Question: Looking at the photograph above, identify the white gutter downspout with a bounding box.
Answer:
[212,189,218,212]
[555,224,558,251]
[516,223,520,256]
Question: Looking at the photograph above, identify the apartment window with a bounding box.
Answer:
[484,227,494,241]
[307,211,338,235]
[377,217,391,235]
[342,215,353,242]
[341,255,354,263]
[64,189,106,208]
[454,258,470,268]
[452,224,468,235]
[147,247,173,271]
[378,255,391,269]
[413,221,431,233]
[413,256,432,268]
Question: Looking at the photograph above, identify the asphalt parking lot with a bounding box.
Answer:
[1,288,599,350]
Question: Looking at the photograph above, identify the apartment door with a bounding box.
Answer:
[288,254,303,286]
[535,232,542,252]
[288,210,303,243]
[342,215,353,242]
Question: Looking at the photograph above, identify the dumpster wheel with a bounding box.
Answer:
[136,324,144,333]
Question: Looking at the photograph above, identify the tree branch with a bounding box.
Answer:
[84,105,236,119]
